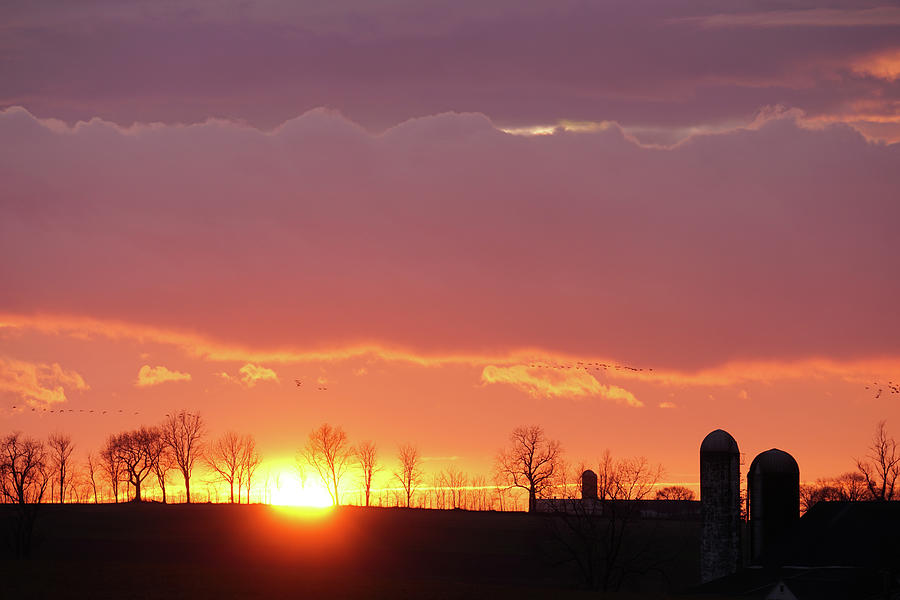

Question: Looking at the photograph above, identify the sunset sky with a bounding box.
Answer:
[2,0,899,499]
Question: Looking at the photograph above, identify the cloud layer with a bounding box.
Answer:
[1,107,899,371]
[1,1,899,142]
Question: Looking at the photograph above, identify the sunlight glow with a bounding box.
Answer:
[271,474,334,508]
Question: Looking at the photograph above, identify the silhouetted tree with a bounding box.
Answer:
[303,423,352,506]
[800,471,867,513]
[110,427,161,502]
[0,432,50,557]
[354,440,380,507]
[149,432,173,503]
[496,425,562,512]
[654,485,695,501]
[548,452,665,592]
[856,420,899,501]
[394,443,423,508]
[100,436,124,502]
[441,466,468,509]
[47,432,75,504]
[241,434,261,504]
[85,452,100,504]
[207,431,243,503]
[162,410,204,503]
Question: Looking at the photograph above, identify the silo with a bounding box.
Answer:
[700,429,742,583]
[581,469,598,500]
[747,449,799,564]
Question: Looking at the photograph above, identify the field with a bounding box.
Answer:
[0,503,701,599]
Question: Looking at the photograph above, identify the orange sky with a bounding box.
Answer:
[2,1,900,503]
[2,313,897,499]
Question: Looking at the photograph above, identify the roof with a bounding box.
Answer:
[700,429,740,454]
[748,449,799,476]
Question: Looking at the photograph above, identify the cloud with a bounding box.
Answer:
[2,1,899,141]
[658,402,677,409]
[0,357,88,408]
[851,49,900,82]
[220,363,279,387]
[481,365,642,407]
[685,7,900,28]
[1,108,899,373]
[136,364,191,387]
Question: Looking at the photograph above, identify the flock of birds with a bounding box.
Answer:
[865,380,900,399]
[524,360,652,373]
[295,379,328,391]
[12,406,140,415]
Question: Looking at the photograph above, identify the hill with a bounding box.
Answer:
[0,503,700,599]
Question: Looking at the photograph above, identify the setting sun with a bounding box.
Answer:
[271,474,334,508]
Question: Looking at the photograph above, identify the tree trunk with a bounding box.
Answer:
[528,488,537,513]
[133,481,142,502]
[230,482,234,504]
[184,474,191,503]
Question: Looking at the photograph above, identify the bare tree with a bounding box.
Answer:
[241,434,261,504]
[855,420,900,501]
[86,452,100,504]
[354,440,380,507]
[149,433,174,503]
[0,432,50,556]
[47,432,75,504]
[109,427,161,502]
[442,466,468,509]
[470,474,491,511]
[833,471,868,501]
[207,431,243,503]
[100,436,125,502]
[654,485,695,501]
[801,471,868,513]
[162,410,204,503]
[496,425,562,512]
[609,455,663,501]
[394,443,423,508]
[303,423,352,505]
[548,452,665,592]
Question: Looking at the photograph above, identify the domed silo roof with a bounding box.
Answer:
[749,449,799,475]
[700,429,739,454]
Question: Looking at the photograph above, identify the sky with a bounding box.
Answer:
[2,0,900,501]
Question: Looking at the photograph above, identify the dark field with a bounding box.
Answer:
[0,504,702,599]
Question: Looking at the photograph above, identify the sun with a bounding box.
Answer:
[271,475,334,508]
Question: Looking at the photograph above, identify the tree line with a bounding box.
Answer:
[3,416,896,513]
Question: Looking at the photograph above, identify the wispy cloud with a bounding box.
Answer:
[0,357,88,408]
[219,363,279,387]
[683,7,900,28]
[136,364,191,387]
[481,365,642,407]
